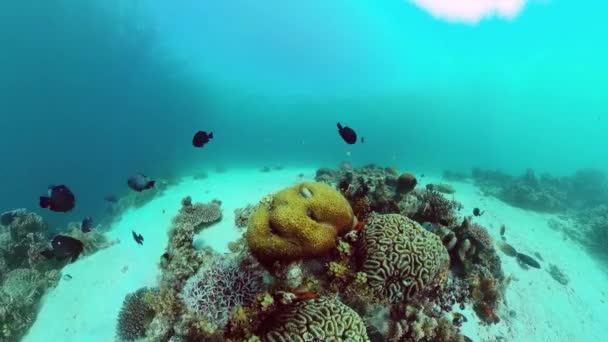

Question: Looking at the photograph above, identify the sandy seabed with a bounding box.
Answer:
[23,167,608,342]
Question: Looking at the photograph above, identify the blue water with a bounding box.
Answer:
[1,0,607,228]
[2,1,608,341]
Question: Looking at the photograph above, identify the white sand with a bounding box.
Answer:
[25,168,608,342]
[24,167,316,342]
[419,175,608,342]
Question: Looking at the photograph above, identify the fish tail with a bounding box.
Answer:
[209,132,214,139]
[146,180,155,189]
[39,196,50,208]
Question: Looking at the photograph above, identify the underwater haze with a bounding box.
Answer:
[1,0,608,341]
[1,0,607,226]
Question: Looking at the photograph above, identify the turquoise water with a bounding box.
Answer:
[1,1,607,341]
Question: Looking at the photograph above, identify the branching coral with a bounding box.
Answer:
[408,188,461,227]
[357,213,450,304]
[179,254,265,330]
[116,287,158,341]
[261,297,369,341]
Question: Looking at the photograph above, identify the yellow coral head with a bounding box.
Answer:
[246,182,354,266]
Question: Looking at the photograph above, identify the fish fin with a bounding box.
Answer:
[70,252,81,263]
[337,123,343,130]
[40,250,54,259]
[209,132,213,139]
[39,196,51,208]
[146,180,155,189]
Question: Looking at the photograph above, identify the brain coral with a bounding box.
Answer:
[262,297,369,342]
[246,182,355,266]
[357,213,449,303]
[116,287,157,342]
[179,254,264,328]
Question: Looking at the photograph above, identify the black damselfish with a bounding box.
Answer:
[40,235,84,263]
[337,123,357,144]
[132,231,144,245]
[192,130,213,147]
[39,185,75,212]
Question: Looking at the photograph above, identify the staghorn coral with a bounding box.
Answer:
[261,297,369,341]
[357,213,449,304]
[116,287,158,341]
[173,196,222,230]
[245,182,355,267]
[179,253,265,330]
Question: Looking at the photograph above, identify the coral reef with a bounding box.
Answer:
[261,297,369,341]
[408,188,461,227]
[173,196,222,230]
[357,213,450,303]
[234,204,255,228]
[116,287,158,341]
[179,253,265,330]
[245,182,355,267]
[0,268,60,341]
[65,222,113,256]
[386,304,465,342]
[0,209,50,269]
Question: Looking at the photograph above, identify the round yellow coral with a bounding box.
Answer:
[246,182,355,266]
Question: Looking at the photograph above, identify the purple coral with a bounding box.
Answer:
[179,254,264,327]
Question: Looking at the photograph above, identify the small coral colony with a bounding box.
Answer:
[1,124,526,341]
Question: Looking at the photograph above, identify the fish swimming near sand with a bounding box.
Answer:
[473,208,484,216]
[81,217,93,233]
[497,241,518,257]
[516,252,541,269]
[192,130,213,147]
[132,231,144,245]
[40,235,84,263]
[337,122,357,144]
[127,173,155,192]
[39,185,75,212]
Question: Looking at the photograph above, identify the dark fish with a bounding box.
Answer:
[500,224,506,236]
[361,137,364,143]
[516,252,541,269]
[497,241,518,257]
[63,274,72,281]
[40,235,84,263]
[337,122,357,144]
[464,336,473,342]
[81,217,93,233]
[192,130,214,147]
[39,185,75,212]
[128,174,155,192]
[473,208,484,216]
[132,231,144,245]
[104,194,118,203]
